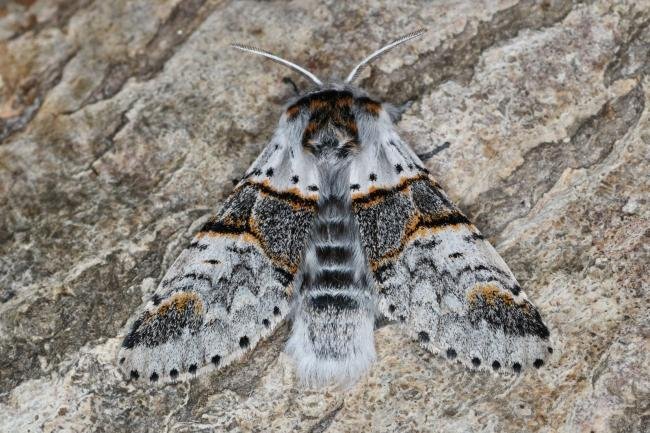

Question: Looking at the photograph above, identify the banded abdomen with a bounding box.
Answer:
[287,161,376,385]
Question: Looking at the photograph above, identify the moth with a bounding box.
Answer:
[118,30,552,386]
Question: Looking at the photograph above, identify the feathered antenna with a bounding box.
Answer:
[231,43,323,86]
[345,29,426,84]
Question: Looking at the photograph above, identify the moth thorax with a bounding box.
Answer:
[305,131,359,160]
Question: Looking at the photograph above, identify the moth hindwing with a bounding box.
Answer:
[118,32,551,386]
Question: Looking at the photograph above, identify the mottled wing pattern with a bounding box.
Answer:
[351,135,551,373]
[118,139,318,383]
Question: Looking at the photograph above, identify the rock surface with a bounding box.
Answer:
[1,0,649,432]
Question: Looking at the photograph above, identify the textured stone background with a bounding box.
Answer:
[0,0,648,432]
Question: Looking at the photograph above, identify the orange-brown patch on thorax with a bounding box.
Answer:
[335,95,354,108]
[361,100,382,116]
[286,104,301,119]
[309,98,328,111]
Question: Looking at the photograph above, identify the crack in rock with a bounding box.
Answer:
[85,100,138,176]
[370,0,580,104]
[308,402,344,433]
[78,0,219,110]
[604,17,650,85]
[469,82,646,237]
[0,47,79,144]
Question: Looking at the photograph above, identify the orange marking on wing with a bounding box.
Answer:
[255,179,318,209]
[149,291,204,322]
[468,283,534,314]
[247,215,299,274]
[351,174,429,202]
[468,283,515,306]
[370,222,467,271]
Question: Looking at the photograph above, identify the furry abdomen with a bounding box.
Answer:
[287,158,376,386]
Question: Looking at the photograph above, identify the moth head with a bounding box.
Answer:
[230,29,425,89]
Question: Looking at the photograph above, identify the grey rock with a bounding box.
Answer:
[1,0,648,432]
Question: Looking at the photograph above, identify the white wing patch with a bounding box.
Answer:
[350,109,427,193]
[118,234,292,383]
[241,115,320,196]
[118,133,318,384]
[352,137,552,374]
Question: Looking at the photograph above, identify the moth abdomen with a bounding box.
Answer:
[287,161,376,386]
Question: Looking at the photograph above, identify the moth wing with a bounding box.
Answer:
[352,138,551,372]
[118,139,318,383]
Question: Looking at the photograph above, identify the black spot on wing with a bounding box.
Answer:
[510,284,522,296]
[162,272,213,289]
[468,294,550,339]
[455,264,511,282]
[464,232,485,242]
[122,295,203,349]
[274,267,294,286]
[188,241,208,251]
[122,318,143,349]
[374,263,395,285]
